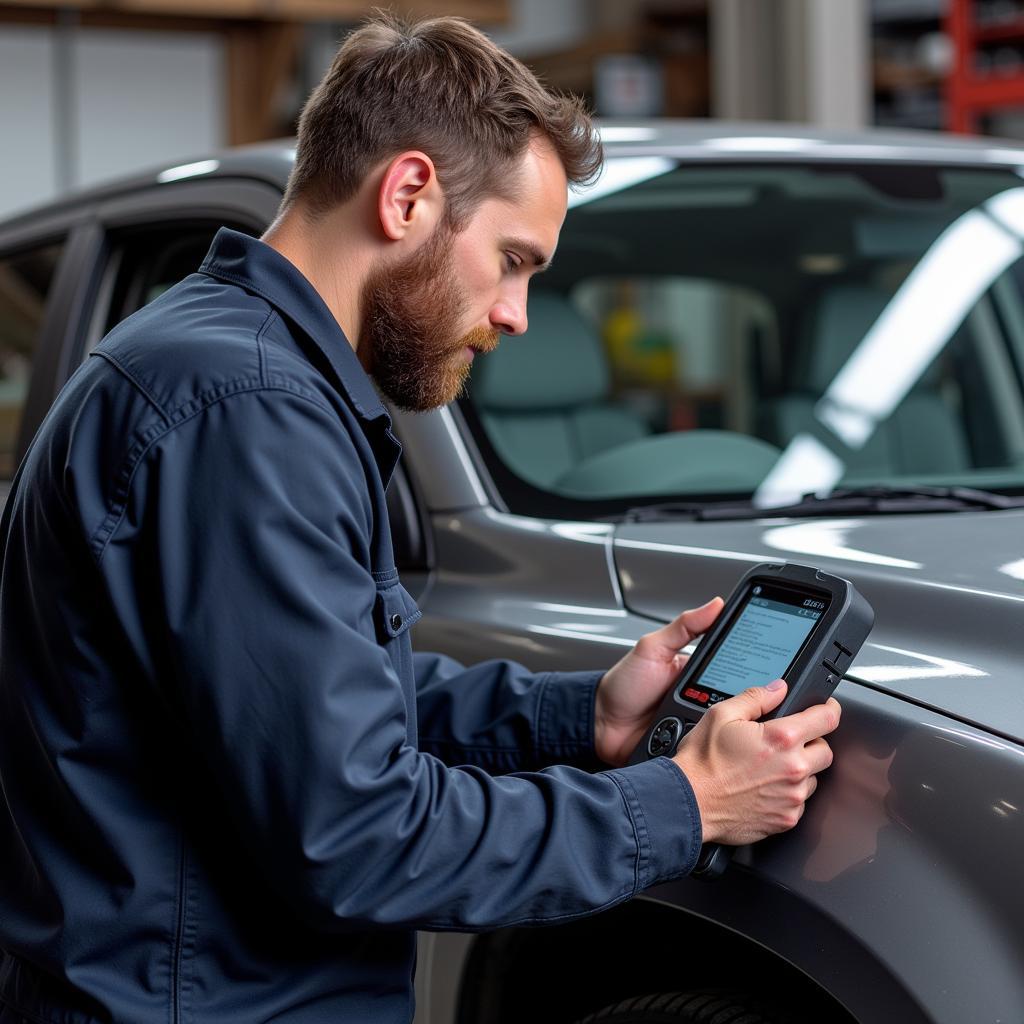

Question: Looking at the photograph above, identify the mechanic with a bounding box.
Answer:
[0,13,840,1024]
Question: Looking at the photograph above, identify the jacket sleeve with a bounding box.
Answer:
[104,388,703,933]
[414,653,615,774]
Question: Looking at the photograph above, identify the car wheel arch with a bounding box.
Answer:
[426,894,922,1024]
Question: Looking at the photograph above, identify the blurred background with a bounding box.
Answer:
[3,0,1024,220]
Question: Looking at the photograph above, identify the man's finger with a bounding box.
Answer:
[804,736,834,775]
[656,596,723,653]
[766,697,842,749]
[712,680,788,723]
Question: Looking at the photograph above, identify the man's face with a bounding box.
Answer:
[358,136,568,412]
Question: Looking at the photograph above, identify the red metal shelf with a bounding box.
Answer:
[973,18,1024,43]
[947,0,1024,132]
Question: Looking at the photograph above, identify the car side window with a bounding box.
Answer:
[0,242,64,477]
[98,224,227,337]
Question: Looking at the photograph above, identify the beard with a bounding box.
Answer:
[358,222,499,412]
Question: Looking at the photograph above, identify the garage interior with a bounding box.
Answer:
[3,0,1023,219]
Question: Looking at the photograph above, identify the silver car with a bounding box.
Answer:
[1,122,1022,1024]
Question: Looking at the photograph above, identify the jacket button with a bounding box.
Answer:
[390,613,403,631]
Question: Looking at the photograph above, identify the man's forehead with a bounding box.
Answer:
[520,136,569,217]
[487,143,567,258]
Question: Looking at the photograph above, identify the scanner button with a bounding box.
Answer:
[831,642,852,672]
[647,717,683,758]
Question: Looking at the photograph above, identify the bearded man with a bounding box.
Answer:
[0,13,840,1024]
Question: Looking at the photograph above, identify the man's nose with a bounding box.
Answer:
[489,294,528,336]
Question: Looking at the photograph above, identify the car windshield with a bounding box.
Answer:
[462,160,1024,514]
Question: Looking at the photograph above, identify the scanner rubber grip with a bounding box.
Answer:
[690,841,732,880]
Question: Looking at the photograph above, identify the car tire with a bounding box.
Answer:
[571,989,789,1024]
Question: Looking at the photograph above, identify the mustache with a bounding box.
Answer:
[461,326,501,353]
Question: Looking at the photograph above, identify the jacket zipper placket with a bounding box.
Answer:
[171,831,188,1024]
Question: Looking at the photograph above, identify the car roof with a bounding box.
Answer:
[5,117,1024,232]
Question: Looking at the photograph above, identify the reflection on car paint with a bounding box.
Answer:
[156,159,220,184]
[479,510,614,545]
[437,405,490,506]
[548,522,613,543]
[911,577,1024,603]
[853,643,987,683]
[531,602,627,617]
[992,799,1019,818]
[614,537,765,563]
[803,743,896,883]
[761,520,923,569]
[998,557,1024,580]
[526,624,636,647]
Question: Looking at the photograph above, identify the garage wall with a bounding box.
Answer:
[0,27,59,221]
[73,30,225,193]
[0,25,225,222]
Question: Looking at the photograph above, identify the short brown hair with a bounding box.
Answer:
[282,11,602,228]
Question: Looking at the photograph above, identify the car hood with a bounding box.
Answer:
[613,508,1024,744]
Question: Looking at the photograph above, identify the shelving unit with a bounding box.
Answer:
[872,1,946,130]
[947,0,1024,133]
[523,2,709,119]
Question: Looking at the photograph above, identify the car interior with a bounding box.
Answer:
[464,163,1024,505]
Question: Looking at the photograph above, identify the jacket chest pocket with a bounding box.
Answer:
[373,575,423,742]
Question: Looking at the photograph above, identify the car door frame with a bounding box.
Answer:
[0,205,102,474]
[72,176,284,379]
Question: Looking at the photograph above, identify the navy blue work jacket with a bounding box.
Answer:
[0,228,702,1024]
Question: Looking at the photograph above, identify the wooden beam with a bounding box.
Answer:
[0,5,233,31]
[225,19,301,145]
[1,0,508,24]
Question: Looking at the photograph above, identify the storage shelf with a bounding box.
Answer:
[946,0,1024,132]
[973,18,1024,42]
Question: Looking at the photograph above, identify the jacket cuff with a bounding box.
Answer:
[604,756,704,887]
[534,670,616,772]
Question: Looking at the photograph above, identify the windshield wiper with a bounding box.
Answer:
[622,485,1024,523]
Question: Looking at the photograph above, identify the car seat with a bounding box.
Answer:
[469,290,649,488]
[764,283,971,477]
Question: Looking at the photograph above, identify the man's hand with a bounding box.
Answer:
[593,597,724,768]
[672,682,841,845]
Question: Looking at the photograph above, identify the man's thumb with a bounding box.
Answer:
[725,679,788,721]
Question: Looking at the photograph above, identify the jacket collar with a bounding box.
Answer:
[198,227,388,425]
[198,227,402,488]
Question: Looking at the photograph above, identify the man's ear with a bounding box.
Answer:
[377,151,443,242]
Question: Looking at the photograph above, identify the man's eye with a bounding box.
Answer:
[504,252,520,273]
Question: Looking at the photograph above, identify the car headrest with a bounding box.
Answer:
[805,283,892,391]
[471,291,609,412]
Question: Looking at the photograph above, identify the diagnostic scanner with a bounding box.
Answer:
[626,562,874,880]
